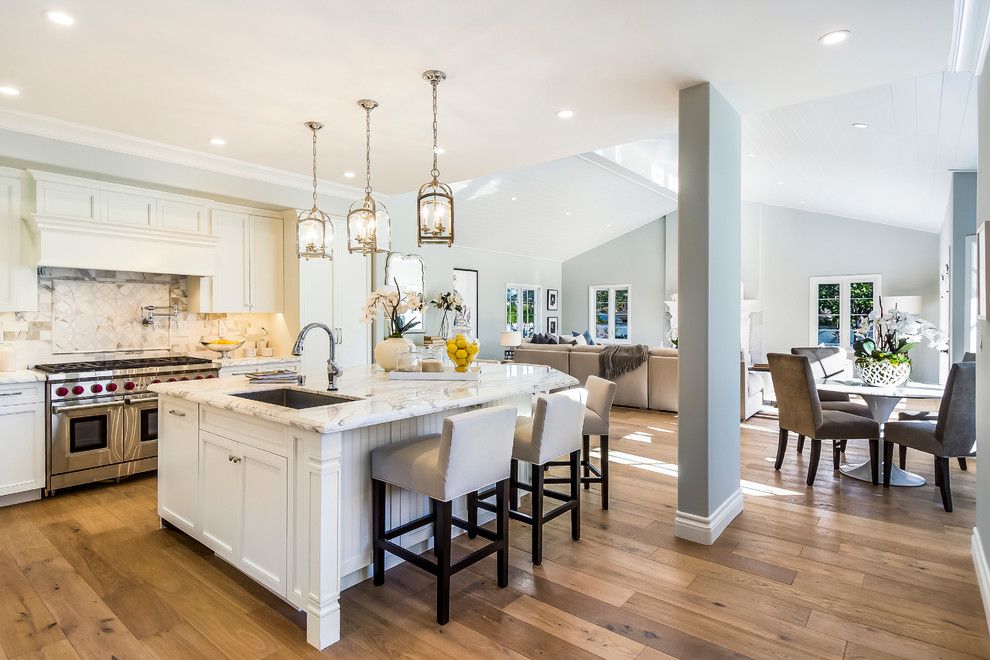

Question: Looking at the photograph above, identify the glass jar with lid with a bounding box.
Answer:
[445,312,480,373]
[394,345,423,372]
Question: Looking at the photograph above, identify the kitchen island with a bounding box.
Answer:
[149,362,577,649]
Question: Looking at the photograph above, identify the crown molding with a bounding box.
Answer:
[0,107,364,200]
[950,0,990,74]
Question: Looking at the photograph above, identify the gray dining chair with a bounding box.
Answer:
[790,347,872,455]
[883,362,976,512]
[768,353,882,486]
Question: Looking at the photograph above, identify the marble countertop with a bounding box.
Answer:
[0,369,45,385]
[150,363,578,434]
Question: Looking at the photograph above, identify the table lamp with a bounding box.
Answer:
[500,330,522,362]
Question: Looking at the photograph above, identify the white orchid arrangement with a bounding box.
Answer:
[429,290,464,313]
[854,299,946,366]
[360,280,422,338]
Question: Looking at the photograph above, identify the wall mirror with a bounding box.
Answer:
[384,252,425,333]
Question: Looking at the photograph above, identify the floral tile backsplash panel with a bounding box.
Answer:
[52,280,170,354]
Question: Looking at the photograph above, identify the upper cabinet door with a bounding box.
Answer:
[248,215,283,313]
[211,210,251,312]
[0,173,36,312]
[159,200,207,234]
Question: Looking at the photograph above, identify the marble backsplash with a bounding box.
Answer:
[0,268,278,366]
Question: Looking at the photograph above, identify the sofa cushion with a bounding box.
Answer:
[572,329,595,345]
[648,351,678,412]
[649,347,678,358]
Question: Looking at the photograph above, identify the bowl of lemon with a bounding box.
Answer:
[445,332,480,373]
[199,336,246,360]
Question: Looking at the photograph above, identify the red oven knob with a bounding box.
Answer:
[71,385,84,395]
[150,379,161,384]
[194,375,203,380]
[91,384,103,394]
[124,381,136,391]
[180,376,190,381]
[206,374,216,379]
[106,382,118,392]
[167,377,176,382]
[55,386,68,397]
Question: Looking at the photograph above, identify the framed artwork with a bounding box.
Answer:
[547,288,559,311]
[979,222,987,320]
[547,316,559,335]
[453,268,480,337]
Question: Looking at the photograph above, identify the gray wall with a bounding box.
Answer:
[561,218,666,345]
[974,50,990,590]
[380,193,563,360]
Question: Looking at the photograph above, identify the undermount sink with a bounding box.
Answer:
[230,388,360,410]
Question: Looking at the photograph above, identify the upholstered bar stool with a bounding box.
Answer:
[474,393,584,565]
[371,405,517,625]
[546,376,617,509]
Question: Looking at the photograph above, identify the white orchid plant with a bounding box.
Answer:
[429,290,464,313]
[854,299,946,366]
[360,280,422,338]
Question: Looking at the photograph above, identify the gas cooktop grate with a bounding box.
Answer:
[34,356,214,374]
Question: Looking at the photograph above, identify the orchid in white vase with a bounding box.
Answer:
[361,280,422,338]
[853,299,946,386]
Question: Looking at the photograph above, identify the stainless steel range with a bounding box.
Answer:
[33,356,219,494]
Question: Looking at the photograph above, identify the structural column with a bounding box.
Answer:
[674,83,743,545]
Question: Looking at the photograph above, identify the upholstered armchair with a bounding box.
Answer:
[768,353,881,486]
[883,362,976,511]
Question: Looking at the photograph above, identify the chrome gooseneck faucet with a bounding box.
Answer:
[292,323,342,391]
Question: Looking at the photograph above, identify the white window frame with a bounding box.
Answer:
[808,274,882,350]
[505,283,542,339]
[589,284,631,344]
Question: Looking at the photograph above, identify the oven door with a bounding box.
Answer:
[50,400,125,475]
[122,396,159,462]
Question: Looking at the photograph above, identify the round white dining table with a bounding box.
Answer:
[815,378,945,487]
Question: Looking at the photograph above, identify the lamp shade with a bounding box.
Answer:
[500,331,522,347]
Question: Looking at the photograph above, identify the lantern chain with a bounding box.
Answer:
[431,76,440,180]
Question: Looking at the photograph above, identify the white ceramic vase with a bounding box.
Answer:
[857,358,911,387]
[375,336,415,372]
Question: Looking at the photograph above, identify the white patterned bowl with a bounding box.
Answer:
[856,358,911,387]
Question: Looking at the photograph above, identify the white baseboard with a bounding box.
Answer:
[674,488,744,545]
[972,527,990,634]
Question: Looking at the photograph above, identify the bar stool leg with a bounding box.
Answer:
[435,500,453,625]
[582,435,590,489]
[569,450,581,541]
[430,499,438,554]
[466,491,478,539]
[372,479,386,586]
[496,479,509,587]
[600,434,609,510]
[530,463,545,565]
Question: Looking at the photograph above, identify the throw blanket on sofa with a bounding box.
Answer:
[599,344,649,381]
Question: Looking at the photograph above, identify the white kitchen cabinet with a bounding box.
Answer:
[0,383,45,499]
[198,428,288,596]
[0,169,37,312]
[159,199,208,233]
[190,209,283,313]
[103,190,156,228]
[249,214,284,312]
[157,397,200,533]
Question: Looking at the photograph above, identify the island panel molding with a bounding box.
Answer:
[152,363,577,649]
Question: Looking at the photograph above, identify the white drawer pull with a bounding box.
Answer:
[0,391,24,397]
[168,409,187,417]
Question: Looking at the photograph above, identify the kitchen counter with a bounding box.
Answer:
[153,362,577,650]
[150,362,576,434]
[0,369,45,384]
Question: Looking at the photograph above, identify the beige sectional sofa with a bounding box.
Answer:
[513,343,763,420]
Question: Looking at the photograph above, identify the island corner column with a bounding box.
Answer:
[302,431,343,649]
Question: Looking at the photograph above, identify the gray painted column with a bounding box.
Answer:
[675,83,743,545]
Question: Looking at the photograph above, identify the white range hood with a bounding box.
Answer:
[24,170,221,276]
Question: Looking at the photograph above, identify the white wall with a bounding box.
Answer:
[379,193,563,360]
[561,218,665,345]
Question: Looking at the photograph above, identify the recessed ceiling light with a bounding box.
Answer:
[851,122,869,129]
[819,29,850,45]
[777,181,784,186]
[745,153,757,158]
[557,109,575,119]
[0,86,20,97]
[43,9,74,26]
[343,171,356,178]
[565,211,572,216]
[208,137,226,146]
[605,224,613,228]
[510,196,518,201]
[433,146,445,155]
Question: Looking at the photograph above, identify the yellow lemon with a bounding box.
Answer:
[455,349,467,359]
[455,338,466,349]
[467,343,479,355]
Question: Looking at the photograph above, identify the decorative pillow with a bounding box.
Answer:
[531,333,547,345]
[558,336,579,345]
[545,333,559,344]
[570,333,588,346]
[572,330,595,346]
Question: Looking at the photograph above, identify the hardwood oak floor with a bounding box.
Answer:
[0,405,986,659]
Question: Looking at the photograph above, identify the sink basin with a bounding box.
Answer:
[230,388,359,410]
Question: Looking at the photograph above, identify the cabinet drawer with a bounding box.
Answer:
[0,383,43,406]
[200,406,290,457]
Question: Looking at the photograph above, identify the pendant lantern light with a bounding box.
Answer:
[347,100,391,255]
[417,69,454,247]
[297,121,334,260]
